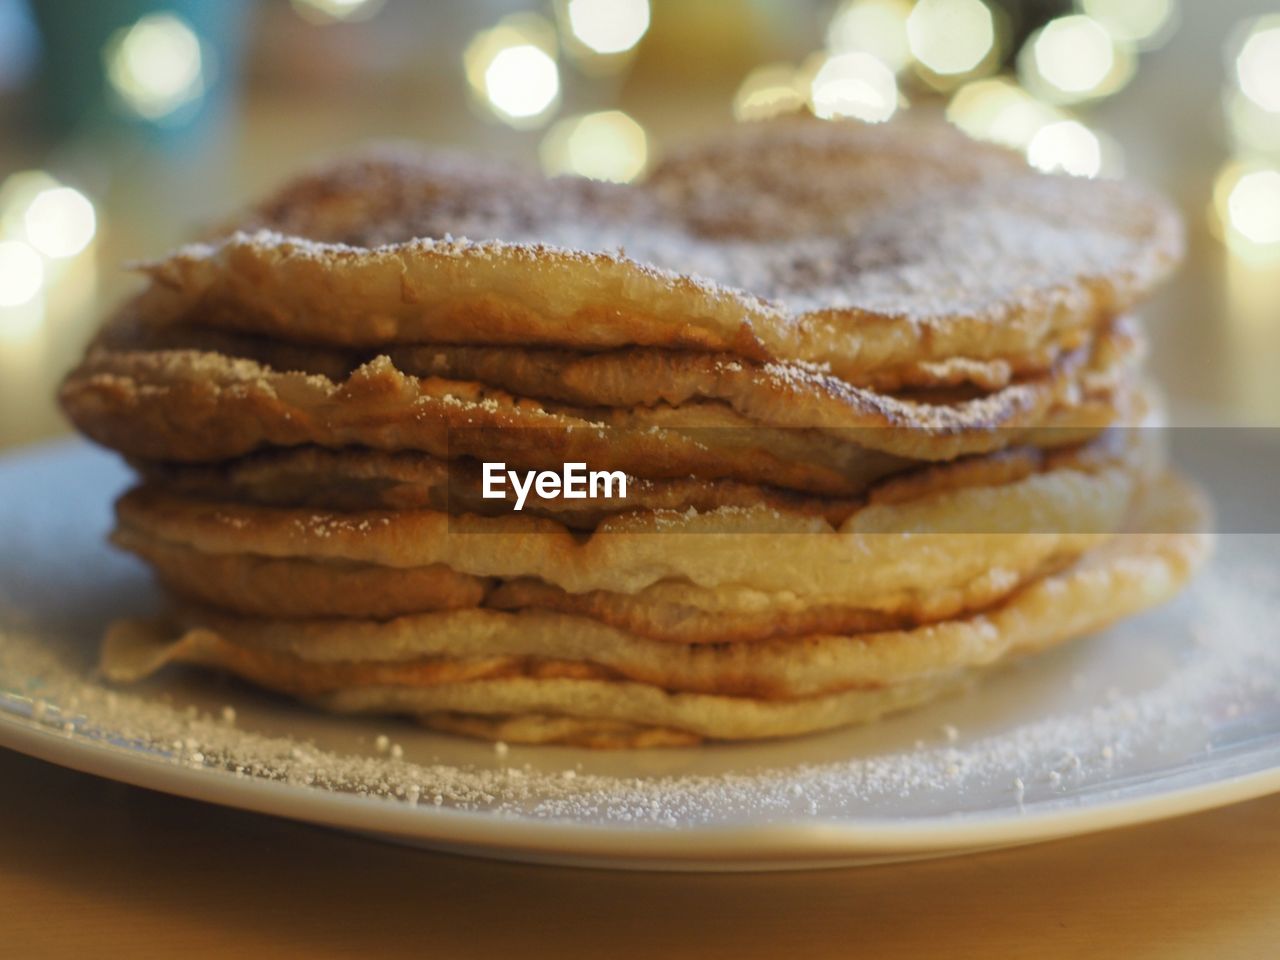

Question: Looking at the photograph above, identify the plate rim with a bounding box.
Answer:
[4,710,1280,868]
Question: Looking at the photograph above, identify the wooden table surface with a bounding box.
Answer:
[1,746,1277,958]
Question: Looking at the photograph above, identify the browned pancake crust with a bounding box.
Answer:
[59,314,1137,492]
[135,118,1179,385]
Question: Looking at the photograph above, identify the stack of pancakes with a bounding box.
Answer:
[61,118,1210,747]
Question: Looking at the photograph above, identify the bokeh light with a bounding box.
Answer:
[906,0,995,77]
[487,46,559,120]
[1021,15,1133,104]
[733,63,805,121]
[1080,0,1178,49]
[541,111,648,182]
[826,0,913,73]
[1236,20,1280,115]
[565,0,650,55]
[809,52,899,123]
[290,0,384,24]
[946,78,1063,149]
[0,241,43,308]
[103,13,206,121]
[1027,120,1102,178]
[1216,166,1280,251]
[464,15,561,127]
[23,188,96,260]
[1034,17,1112,93]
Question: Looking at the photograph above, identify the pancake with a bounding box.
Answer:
[130,405,1138,523]
[111,529,492,620]
[133,446,865,524]
[115,427,1155,629]
[113,456,1135,600]
[137,119,1180,385]
[100,473,1210,744]
[60,348,888,493]
[111,521,1075,636]
[481,556,1070,645]
[418,714,700,749]
[60,313,1136,489]
[93,295,1141,438]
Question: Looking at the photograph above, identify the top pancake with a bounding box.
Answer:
[139,117,1181,383]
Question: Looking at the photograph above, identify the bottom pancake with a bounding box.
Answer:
[100,473,1210,745]
[420,713,703,749]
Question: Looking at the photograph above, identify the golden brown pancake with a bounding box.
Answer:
[112,458,1134,601]
[60,312,1137,490]
[100,473,1210,743]
[61,116,1204,747]
[111,521,1078,637]
[133,446,865,525]
[138,119,1179,385]
[129,408,1139,524]
[114,425,1156,630]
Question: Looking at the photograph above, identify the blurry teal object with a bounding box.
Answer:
[28,0,250,144]
[0,0,40,90]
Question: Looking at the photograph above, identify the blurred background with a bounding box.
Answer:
[0,0,1278,450]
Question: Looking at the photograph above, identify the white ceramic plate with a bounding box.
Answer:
[2,439,1279,871]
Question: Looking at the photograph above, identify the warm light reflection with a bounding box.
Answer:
[1035,17,1113,93]
[0,241,43,308]
[487,46,559,119]
[733,63,805,121]
[23,187,96,259]
[1214,164,1280,262]
[1022,15,1132,103]
[290,0,384,24]
[946,78,1062,149]
[826,0,913,73]
[464,16,560,127]
[103,12,205,121]
[906,0,994,76]
[1236,21,1280,115]
[541,110,648,182]
[1027,120,1102,178]
[565,0,650,55]
[1081,0,1177,48]
[810,52,899,123]
[1226,169,1280,246]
